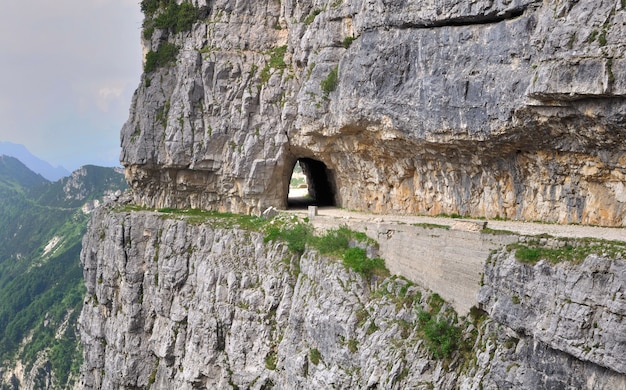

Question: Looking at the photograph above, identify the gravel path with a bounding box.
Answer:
[288,206,626,242]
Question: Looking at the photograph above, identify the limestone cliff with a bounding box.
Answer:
[477,251,626,389]
[75,1,626,388]
[80,208,463,389]
[78,206,626,389]
[122,0,626,225]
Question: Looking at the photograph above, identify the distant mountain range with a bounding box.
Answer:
[0,156,127,389]
[0,142,70,181]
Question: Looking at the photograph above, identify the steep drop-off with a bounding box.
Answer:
[122,0,626,225]
[76,0,626,388]
[0,160,127,389]
[79,206,626,389]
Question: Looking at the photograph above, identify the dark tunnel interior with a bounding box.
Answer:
[287,158,336,208]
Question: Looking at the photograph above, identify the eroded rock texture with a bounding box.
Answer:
[477,251,626,388]
[121,0,626,225]
[78,207,626,389]
[79,208,463,389]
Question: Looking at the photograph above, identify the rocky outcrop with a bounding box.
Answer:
[121,0,626,225]
[79,208,463,389]
[476,250,626,388]
[76,1,626,387]
[480,252,626,374]
[78,206,626,389]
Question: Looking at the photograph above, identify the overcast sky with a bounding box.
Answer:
[0,0,144,171]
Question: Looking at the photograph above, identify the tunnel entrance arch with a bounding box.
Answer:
[287,158,336,209]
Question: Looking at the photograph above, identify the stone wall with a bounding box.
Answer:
[308,216,517,314]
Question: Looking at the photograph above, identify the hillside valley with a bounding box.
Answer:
[0,155,127,389]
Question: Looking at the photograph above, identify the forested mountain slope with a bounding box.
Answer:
[0,156,127,389]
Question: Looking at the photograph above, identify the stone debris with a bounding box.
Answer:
[262,206,278,219]
[451,220,488,232]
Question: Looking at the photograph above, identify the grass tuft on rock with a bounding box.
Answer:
[144,43,180,73]
[508,237,626,265]
[264,221,388,278]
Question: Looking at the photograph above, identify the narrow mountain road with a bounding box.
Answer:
[288,206,626,242]
[285,200,626,314]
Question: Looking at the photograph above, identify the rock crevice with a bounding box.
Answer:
[78,207,626,389]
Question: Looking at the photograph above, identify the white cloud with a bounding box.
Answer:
[0,0,143,170]
[97,85,125,112]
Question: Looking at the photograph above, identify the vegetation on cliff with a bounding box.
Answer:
[141,0,204,73]
[150,207,390,280]
[0,157,127,389]
[81,208,489,388]
[141,0,200,39]
[508,236,626,265]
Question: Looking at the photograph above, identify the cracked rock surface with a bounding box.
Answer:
[122,0,626,225]
[78,206,626,389]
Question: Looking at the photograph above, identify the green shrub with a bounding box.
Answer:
[175,2,199,32]
[268,45,287,69]
[347,339,358,353]
[304,9,322,25]
[515,246,542,263]
[148,365,158,384]
[263,221,387,277]
[309,348,322,365]
[144,42,179,73]
[142,1,200,39]
[343,247,367,268]
[265,351,277,370]
[143,25,155,40]
[141,0,166,16]
[342,247,387,278]
[468,306,487,324]
[321,66,338,96]
[367,320,379,335]
[598,29,607,46]
[418,310,432,326]
[313,225,351,255]
[260,45,288,84]
[428,293,445,315]
[153,3,178,30]
[342,36,356,48]
[421,316,461,359]
[264,222,312,255]
[506,236,626,266]
[607,58,615,85]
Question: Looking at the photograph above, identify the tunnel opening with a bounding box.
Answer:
[287,158,336,209]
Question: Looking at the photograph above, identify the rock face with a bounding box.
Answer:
[480,252,626,376]
[476,251,626,389]
[78,207,626,389]
[122,0,626,225]
[79,0,626,388]
[79,208,462,389]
